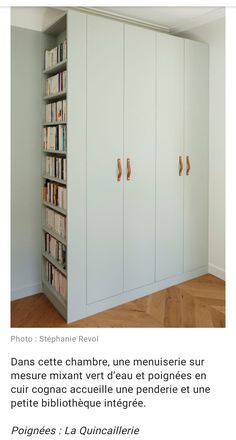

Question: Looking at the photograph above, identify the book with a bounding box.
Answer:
[43,125,67,152]
[45,232,67,269]
[45,100,66,123]
[44,39,67,70]
[46,71,67,96]
[43,181,67,210]
[46,260,67,298]
[45,208,66,239]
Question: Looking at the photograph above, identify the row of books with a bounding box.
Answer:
[45,40,67,70]
[45,232,66,269]
[45,100,67,123]
[43,125,67,151]
[45,156,67,181]
[45,208,66,239]
[46,261,67,299]
[46,71,67,96]
[43,182,67,210]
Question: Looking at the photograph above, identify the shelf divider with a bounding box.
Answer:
[42,251,67,276]
[43,201,67,216]
[42,225,67,246]
[43,91,67,101]
[43,175,67,185]
[42,149,67,155]
[43,121,67,126]
[43,60,67,75]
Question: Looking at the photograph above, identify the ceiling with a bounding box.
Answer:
[95,7,225,33]
[11,6,225,34]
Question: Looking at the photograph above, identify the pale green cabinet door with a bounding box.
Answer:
[156,33,184,281]
[124,25,156,291]
[86,15,124,303]
[184,40,209,272]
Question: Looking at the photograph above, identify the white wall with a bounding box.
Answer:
[11,26,42,299]
[180,18,225,280]
[11,7,64,31]
[11,8,65,300]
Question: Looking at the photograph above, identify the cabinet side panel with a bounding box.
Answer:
[184,40,209,272]
[67,11,87,322]
[124,25,156,291]
[86,15,124,304]
[156,33,184,281]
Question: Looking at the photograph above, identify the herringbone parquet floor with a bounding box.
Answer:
[11,274,225,328]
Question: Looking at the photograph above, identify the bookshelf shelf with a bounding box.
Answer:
[43,201,67,216]
[42,149,67,155]
[43,91,67,101]
[42,251,67,276]
[43,225,67,246]
[43,121,67,126]
[42,278,67,308]
[43,175,67,185]
[43,60,67,75]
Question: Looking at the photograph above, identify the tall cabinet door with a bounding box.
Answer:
[124,25,156,291]
[86,16,124,303]
[184,40,209,272]
[156,34,184,281]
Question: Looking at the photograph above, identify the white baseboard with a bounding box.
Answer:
[11,283,42,301]
[208,264,225,281]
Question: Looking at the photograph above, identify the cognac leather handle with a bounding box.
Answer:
[117,159,122,181]
[186,155,191,176]
[127,158,131,180]
[179,156,183,176]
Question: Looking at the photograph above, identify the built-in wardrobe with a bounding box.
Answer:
[42,10,208,322]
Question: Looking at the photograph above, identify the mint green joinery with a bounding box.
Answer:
[184,40,209,272]
[43,11,209,323]
[66,11,87,322]
[86,15,124,305]
[156,33,184,281]
[156,35,208,281]
[124,24,156,291]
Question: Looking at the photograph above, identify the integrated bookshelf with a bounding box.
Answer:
[42,15,67,317]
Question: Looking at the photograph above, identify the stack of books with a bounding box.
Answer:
[45,100,67,123]
[43,181,67,210]
[46,261,67,298]
[45,208,66,239]
[43,125,67,151]
[46,71,67,96]
[45,156,66,180]
[45,39,67,69]
[45,232,66,269]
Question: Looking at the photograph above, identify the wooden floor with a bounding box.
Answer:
[11,274,225,328]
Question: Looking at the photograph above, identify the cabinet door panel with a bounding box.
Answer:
[87,16,124,303]
[156,34,184,281]
[124,25,156,291]
[67,11,87,321]
[184,40,209,272]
